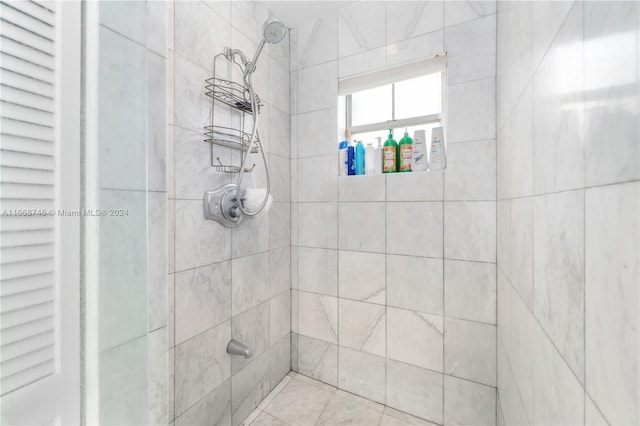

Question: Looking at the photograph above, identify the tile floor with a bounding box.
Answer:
[241,372,438,426]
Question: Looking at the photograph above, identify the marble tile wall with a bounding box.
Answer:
[290,2,497,424]
[496,2,639,425]
[96,1,169,424]
[167,1,291,425]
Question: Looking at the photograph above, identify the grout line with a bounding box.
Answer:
[496,178,640,203]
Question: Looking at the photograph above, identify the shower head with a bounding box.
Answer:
[243,18,286,76]
[262,18,286,44]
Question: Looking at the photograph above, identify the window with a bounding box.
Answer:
[338,56,446,145]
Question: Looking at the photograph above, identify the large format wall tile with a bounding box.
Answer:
[231,353,270,426]
[298,202,338,249]
[231,302,269,374]
[444,201,496,262]
[585,182,639,425]
[533,190,585,383]
[269,334,291,389]
[297,335,338,387]
[386,255,443,315]
[298,61,338,113]
[445,139,496,201]
[338,347,386,404]
[174,322,231,417]
[387,307,443,372]
[386,1,444,45]
[174,380,231,426]
[175,200,231,271]
[386,202,443,258]
[444,0,496,28]
[338,250,385,304]
[584,1,639,187]
[444,14,496,84]
[386,172,443,202]
[444,375,496,426]
[298,247,338,296]
[531,319,584,425]
[339,202,386,253]
[337,2,386,58]
[386,30,444,67]
[338,299,385,356]
[338,175,386,202]
[447,77,496,144]
[444,318,496,386]
[174,0,230,71]
[532,3,584,194]
[296,14,337,69]
[174,261,231,345]
[444,260,496,324]
[298,156,338,202]
[298,292,338,344]
[386,360,443,424]
[231,252,269,315]
[297,108,339,158]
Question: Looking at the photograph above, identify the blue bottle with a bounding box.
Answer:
[355,140,365,175]
[339,140,349,176]
[347,145,356,175]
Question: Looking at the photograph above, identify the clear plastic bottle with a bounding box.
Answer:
[365,142,375,175]
[374,137,383,174]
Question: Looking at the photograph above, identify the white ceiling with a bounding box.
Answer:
[265,1,359,28]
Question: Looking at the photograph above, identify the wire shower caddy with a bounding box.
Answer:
[204,52,262,173]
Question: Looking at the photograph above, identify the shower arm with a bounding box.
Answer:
[244,39,266,78]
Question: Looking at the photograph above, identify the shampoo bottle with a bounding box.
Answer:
[340,129,352,176]
[339,140,349,176]
[365,142,375,175]
[355,140,365,175]
[374,137,383,174]
[411,129,428,172]
[429,126,447,171]
[347,144,355,175]
[383,130,398,173]
[398,128,413,172]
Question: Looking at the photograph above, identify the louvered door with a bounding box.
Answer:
[0,1,80,424]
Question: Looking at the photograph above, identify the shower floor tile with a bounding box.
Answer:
[241,372,438,426]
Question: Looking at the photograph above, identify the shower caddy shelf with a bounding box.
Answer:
[203,53,262,173]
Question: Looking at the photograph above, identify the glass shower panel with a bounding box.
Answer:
[93,1,149,424]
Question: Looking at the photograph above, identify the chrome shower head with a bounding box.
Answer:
[262,18,286,44]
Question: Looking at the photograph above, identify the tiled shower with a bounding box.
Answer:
[90,0,638,425]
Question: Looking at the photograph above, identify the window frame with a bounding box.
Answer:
[345,71,446,135]
[338,55,447,137]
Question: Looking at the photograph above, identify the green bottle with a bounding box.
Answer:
[398,128,414,172]
[383,129,398,173]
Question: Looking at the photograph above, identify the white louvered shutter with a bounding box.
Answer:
[0,1,80,424]
[0,0,57,398]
